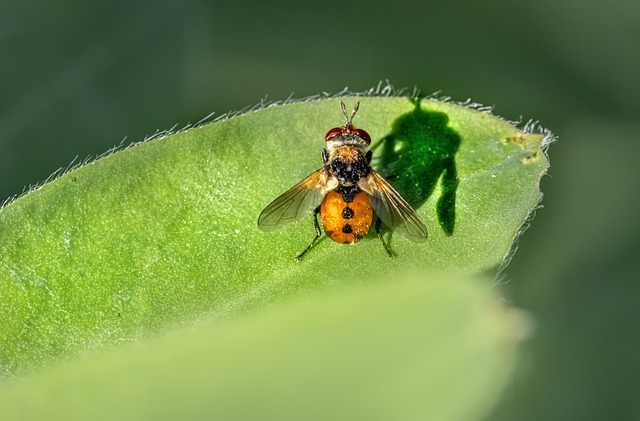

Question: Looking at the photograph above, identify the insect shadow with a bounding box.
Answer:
[370,98,461,236]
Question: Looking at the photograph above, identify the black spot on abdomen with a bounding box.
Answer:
[342,224,353,234]
[342,207,354,219]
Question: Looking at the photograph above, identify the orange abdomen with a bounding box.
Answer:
[320,190,373,244]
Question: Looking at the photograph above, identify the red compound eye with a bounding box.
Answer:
[325,127,342,141]
[353,128,371,144]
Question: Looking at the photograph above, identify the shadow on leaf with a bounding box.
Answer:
[371,98,461,236]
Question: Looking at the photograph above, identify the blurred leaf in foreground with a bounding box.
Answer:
[0,272,530,421]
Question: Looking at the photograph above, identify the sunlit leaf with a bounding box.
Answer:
[0,96,550,380]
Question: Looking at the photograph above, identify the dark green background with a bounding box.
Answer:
[1,0,638,419]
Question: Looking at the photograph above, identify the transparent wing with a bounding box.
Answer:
[359,171,428,242]
[258,168,334,231]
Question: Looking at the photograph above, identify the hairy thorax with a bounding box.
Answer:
[327,145,370,187]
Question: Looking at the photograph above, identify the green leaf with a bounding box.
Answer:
[0,95,549,406]
[0,272,529,421]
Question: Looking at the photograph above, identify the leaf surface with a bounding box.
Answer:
[0,96,549,383]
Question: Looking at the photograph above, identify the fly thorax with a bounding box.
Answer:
[329,146,371,186]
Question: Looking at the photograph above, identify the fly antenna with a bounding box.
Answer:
[340,101,349,123]
[350,102,360,122]
[339,101,360,125]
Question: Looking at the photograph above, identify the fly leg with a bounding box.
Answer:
[375,217,394,259]
[295,206,322,261]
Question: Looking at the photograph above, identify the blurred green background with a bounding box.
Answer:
[1,0,638,419]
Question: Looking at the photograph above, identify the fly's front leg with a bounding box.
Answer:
[295,206,322,261]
